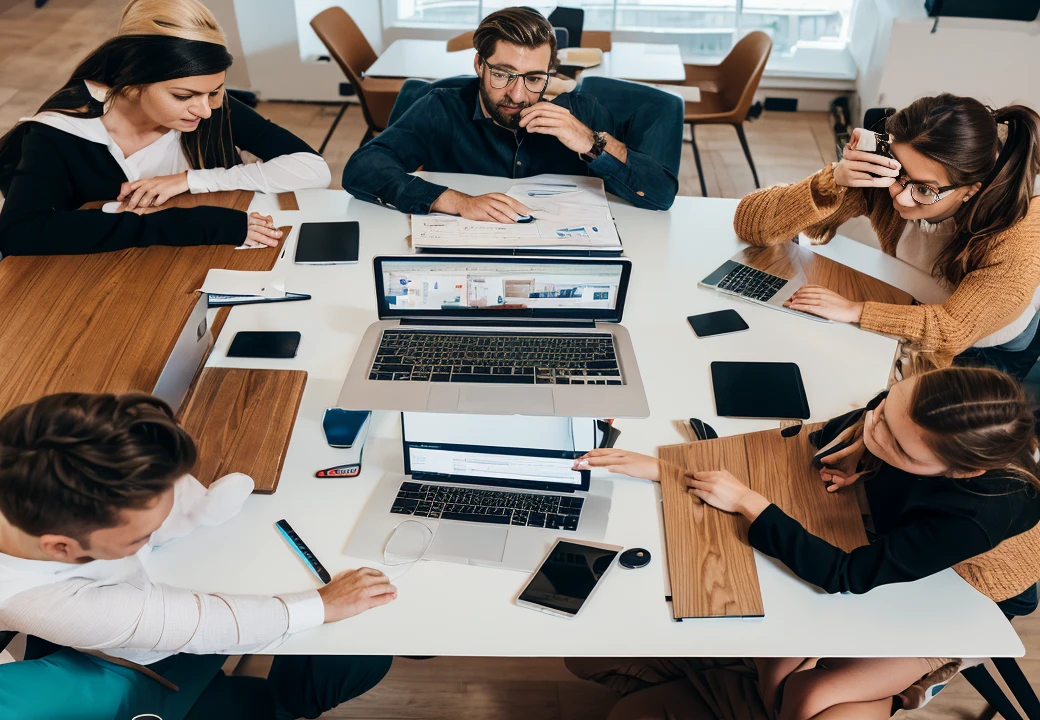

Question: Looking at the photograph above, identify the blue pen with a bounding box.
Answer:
[276,519,332,584]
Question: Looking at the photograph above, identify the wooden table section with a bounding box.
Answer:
[177,368,307,494]
[658,426,869,620]
[0,190,297,490]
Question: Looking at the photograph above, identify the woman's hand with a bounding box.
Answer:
[817,436,866,493]
[684,470,770,521]
[783,285,864,324]
[242,212,283,248]
[117,171,190,210]
[832,129,902,188]
[572,449,661,482]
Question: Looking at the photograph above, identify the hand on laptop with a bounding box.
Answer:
[573,449,661,482]
[317,568,397,623]
[431,189,532,224]
[783,285,864,324]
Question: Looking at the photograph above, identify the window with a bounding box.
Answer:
[392,0,855,60]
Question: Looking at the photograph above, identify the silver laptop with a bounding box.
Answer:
[699,247,830,323]
[337,255,649,417]
[344,415,612,572]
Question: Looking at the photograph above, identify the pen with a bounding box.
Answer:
[275,519,332,584]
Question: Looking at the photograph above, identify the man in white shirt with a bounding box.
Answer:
[0,392,395,719]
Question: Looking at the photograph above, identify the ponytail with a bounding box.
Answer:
[887,95,1040,286]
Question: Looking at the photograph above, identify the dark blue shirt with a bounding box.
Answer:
[341,79,677,213]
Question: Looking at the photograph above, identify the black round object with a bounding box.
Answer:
[619,548,651,569]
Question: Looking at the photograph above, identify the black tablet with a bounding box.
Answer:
[294,221,359,264]
[710,361,810,419]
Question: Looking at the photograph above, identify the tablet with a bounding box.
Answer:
[710,361,810,419]
[294,221,360,264]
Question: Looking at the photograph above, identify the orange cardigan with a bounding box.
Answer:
[733,164,1040,362]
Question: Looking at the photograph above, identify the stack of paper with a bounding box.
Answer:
[199,269,310,307]
[411,175,622,254]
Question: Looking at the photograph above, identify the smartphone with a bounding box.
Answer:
[516,539,622,619]
[294,221,360,265]
[322,408,371,449]
[687,309,749,338]
[227,331,301,359]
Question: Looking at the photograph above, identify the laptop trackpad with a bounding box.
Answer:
[430,523,507,564]
[458,387,554,415]
[427,385,460,412]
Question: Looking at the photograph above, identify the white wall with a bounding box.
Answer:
[204,0,383,102]
[851,0,1040,120]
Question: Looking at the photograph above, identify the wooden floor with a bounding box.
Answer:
[1,1,1037,718]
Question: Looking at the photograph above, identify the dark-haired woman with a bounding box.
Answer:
[570,366,1040,719]
[0,0,330,256]
[733,94,1040,378]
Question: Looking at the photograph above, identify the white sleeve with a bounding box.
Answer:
[148,473,255,549]
[0,579,325,657]
[186,152,331,194]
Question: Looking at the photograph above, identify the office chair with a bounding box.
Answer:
[665,31,772,196]
[547,6,583,48]
[446,31,474,52]
[386,76,475,129]
[309,7,406,152]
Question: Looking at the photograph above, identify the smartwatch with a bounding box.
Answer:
[580,131,608,162]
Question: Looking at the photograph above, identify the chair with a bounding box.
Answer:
[671,31,772,197]
[581,30,612,52]
[386,76,475,129]
[547,6,583,48]
[309,7,406,152]
[574,76,684,180]
[952,523,1040,720]
[446,31,473,52]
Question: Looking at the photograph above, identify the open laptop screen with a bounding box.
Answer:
[403,442,590,493]
[374,256,630,322]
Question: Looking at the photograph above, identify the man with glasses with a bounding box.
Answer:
[341,6,678,219]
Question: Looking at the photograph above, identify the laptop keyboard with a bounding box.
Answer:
[369,331,622,385]
[716,264,788,302]
[390,482,584,531]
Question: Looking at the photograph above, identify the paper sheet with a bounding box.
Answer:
[411,174,622,251]
[199,269,287,298]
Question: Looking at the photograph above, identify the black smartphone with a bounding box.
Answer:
[227,331,301,359]
[516,539,622,619]
[294,221,360,265]
[322,409,371,448]
[687,309,749,338]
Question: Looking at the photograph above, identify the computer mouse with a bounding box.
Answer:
[516,215,535,223]
[619,548,650,569]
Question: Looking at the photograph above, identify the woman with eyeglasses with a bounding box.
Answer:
[734,94,1040,378]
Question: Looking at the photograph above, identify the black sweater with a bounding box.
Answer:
[0,97,318,256]
[747,399,1040,595]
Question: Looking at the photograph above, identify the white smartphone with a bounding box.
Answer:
[516,538,623,619]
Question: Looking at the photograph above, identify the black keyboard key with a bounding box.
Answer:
[391,499,418,514]
[451,373,532,384]
[563,515,579,531]
[528,512,547,528]
[401,482,422,492]
[441,511,510,525]
[431,374,451,382]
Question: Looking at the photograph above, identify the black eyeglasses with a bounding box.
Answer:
[479,58,552,93]
[895,173,959,205]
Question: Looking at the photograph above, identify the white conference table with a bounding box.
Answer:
[145,177,1022,660]
[366,39,686,83]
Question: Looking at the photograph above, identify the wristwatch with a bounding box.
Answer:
[580,131,608,162]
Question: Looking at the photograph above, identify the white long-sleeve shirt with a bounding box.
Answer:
[0,474,325,666]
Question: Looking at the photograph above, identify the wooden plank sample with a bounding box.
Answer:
[744,425,868,553]
[277,192,301,211]
[176,368,307,494]
[659,438,764,619]
[658,426,870,619]
[741,242,915,306]
[0,196,288,414]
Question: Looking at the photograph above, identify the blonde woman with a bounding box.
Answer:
[0,0,330,255]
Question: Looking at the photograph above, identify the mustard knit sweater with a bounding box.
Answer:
[733,164,1040,362]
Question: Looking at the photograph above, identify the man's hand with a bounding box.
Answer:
[317,568,397,623]
[117,171,190,210]
[519,102,595,154]
[431,189,532,224]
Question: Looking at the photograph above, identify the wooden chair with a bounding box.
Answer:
[309,7,405,151]
[446,31,473,52]
[671,31,772,197]
[581,30,611,52]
